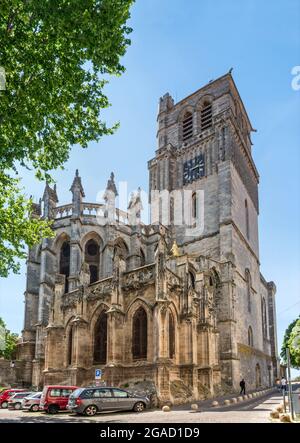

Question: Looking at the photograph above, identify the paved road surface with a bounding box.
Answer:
[0,391,284,423]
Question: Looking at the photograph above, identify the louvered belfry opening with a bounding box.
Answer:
[132,307,147,359]
[182,111,193,141]
[201,101,212,130]
[60,241,70,293]
[94,311,107,364]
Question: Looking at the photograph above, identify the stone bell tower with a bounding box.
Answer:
[148,72,277,390]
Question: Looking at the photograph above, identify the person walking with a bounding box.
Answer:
[240,378,246,395]
[280,376,287,392]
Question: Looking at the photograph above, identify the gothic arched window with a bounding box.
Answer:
[85,239,100,284]
[189,271,195,289]
[67,325,74,366]
[245,199,250,240]
[246,269,251,313]
[60,241,70,293]
[248,326,253,347]
[262,298,268,339]
[93,311,107,364]
[132,307,147,360]
[201,101,212,130]
[182,111,193,141]
[169,312,175,359]
[256,363,261,388]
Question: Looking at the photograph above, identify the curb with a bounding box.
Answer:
[209,387,276,409]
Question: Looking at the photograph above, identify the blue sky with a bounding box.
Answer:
[0,0,299,375]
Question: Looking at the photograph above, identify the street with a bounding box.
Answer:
[0,390,284,423]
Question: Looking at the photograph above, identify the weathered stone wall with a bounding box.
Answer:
[0,359,26,387]
[238,344,272,389]
[230,164,259,258]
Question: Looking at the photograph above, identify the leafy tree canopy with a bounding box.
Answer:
[288,318,300,369]
[0,317,19,360]
[0,0,134,277]
[281,316,300,369]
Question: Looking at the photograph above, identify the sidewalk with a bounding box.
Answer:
[173,387,277,411]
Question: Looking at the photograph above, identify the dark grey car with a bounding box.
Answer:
[67,387,150,416]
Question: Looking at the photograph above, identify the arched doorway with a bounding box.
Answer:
[132,307,147,360]
[256,363,261,388]
[93,311,108,364]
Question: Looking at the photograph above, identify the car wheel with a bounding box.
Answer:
[31,404,39,412]
[48,405,59,414]
[1,401,8,409]
[14,403,21,410]
[84,405,98,416]
[133,402,145,413]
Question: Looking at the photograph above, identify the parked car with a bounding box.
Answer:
[22,392,42,412]
[0,389,27,409]
[0,387,9,394]
[40,385,78,414]
[67,387,150,416]
[8,392,33,410]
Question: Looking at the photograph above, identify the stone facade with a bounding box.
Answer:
[17,73,279,403]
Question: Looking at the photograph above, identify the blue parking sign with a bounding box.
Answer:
[95,369,102,380]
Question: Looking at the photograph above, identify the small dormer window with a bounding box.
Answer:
[182,112,193,141]
[201,101,212,130]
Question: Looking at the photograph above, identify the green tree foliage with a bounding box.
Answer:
[0,317,19,360]
[288,318,300,369]
[281,316,300,369]
[0,172,54,277]
[0,0,134,277]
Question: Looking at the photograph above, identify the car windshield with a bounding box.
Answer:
[31,392,42,398]
[14,392,32,399]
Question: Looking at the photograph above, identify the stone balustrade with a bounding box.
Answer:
[82,202,105,217]
[53,204,73,219]
[122,263,155,291]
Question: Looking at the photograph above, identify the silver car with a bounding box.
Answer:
[67,387,150,416]
[22,392,42,412]
[8,392,33,410]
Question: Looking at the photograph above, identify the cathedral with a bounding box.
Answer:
[18,72,280,404]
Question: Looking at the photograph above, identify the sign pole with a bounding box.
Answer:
[286,348,294,420]
[95,368,103,387]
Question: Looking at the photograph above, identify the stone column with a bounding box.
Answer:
[102,242,114,277]
[106,308,125,364]
[217,266,239,391]
[69,170,85,291]
[68,221,82,291]
[73,316,90,370]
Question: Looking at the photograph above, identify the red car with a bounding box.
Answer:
[0,389,27,409]
[40,385,78,414]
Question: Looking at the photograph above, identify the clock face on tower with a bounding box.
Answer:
[183,154,205,184]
